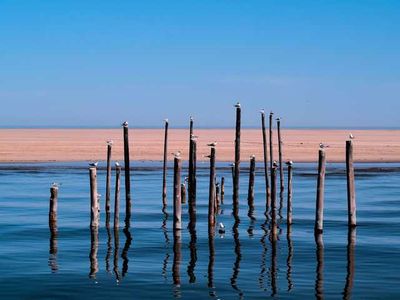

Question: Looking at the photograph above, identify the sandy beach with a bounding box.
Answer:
[0,129,398,163]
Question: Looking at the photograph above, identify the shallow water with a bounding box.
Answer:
[0,162,399,299]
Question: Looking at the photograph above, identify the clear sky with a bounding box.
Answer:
[1,0,399,128]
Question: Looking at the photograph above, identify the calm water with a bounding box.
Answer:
[0,162,399,299]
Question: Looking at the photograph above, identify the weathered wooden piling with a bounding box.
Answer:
[173,156,182,231]
[270,165,278,240]
[315,149,326,234]
[231,163,235,183]
[188,137,197,229]
[208,147,216,228]
[269,112,274,173]
[220,177,225,204]
[49,185,58,230]
[122,122,132,225]
[181,183,186,204]
[105,141,112,226]
[287,161,293,225]
[215,182,220,209]
[89,166,99,228]
[261,110,271,212]
[162,119,169,206]
[247,155,256,209]
[346,140,356,227]
[114,163,121,228]
[277,118,284,193]
[233,102,241,215]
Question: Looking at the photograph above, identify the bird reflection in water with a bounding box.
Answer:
[314,233,324,300]
[89,226,99,280]
[343,227,356,300]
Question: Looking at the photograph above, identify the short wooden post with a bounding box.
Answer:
[220,177,225,204]
[315,149,326,234]
[233,102,241,215]
[247,155,256,210]
[89,167,99,228]
[173,156,182,231]
[269,112,274,174]
[215,182,220,209]
[162,119,169,205]
[181,183,186,204]
[277,118,284,193]
[122,122,132,225]
[208,146,216,228]
[188,137,197,229]
[261,110,271,212]
[49,185,58,230]
[114,163,121,228]
[105,141,112,226]
[287,162,293,225]
[270,165,278,239]
[346,140,356,227]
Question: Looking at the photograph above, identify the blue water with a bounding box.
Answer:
[0,162,399,299]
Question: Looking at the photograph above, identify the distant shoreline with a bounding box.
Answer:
[0,128,399,163]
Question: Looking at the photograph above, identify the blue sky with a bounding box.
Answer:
[0,0,399,128]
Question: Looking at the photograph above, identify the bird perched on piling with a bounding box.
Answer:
[164,118,169,123]
[190,135,198,140]
[89,161,98,167]
[285,160,293,166]
[115,162,120,167]
[121,121,128,127]
[204,154,212,158]
[218,222,225,234]
[51,182,59,188]
[250,154,255,159]
[319,143,329,149]
[172,151,181,158]
[207,141,217,147]
[349,133,355,140]
[276,117,281,121]
[106,140,113,146]
[273,160,278,168]
[260,109,265,114]
[234,102,241,108]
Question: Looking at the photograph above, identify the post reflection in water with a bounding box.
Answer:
[187,227,197,283]
[122,226,132,277]
[314,233,324,300]
[247,198,256,237]
[269,232,278,297]
[343,227,356,300]
[172,230,182,298]
[259,221,268,292]
[89,227,99,279]
[230,221,243,298]
[278,191,284,220]
[208,227,216,297]
[48,228,58,272]
[286,225,294,291]
[162,206,170,282]
[113,227,121,283]
[105,226,112,274]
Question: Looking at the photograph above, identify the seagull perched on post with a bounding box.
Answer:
[164,118,169,123]
[172,151,181,158]
[89,161,98,167]
[349,133,355,140]
[121,121,128,127]
[260,109,265,115]
[115,161,120,167]
[190,135,198,140]
[106,140,113,146]
[319,143,329,149]
[285,160,293,166]
[234,102,241,108]
[207,141,217,147]
[273,160,278,168]
[276,117,281,121]
[51,182,59,188]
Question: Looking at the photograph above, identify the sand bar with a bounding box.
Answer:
[0,129,399,163]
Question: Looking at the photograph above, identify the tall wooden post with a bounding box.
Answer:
[261,110,271,213]
[89,167,99,228]
[233,102,241,215]
[220,177,225,204]
[315,149,326,234]
[173,156,182,231]
[277,118,284,193]
[346,140,356,227]
[287,162,293,225]
[270,165,278,240]
[114,163,121,228]
[269,112,274,174]
[247,155,256,210]
[162,119,169,206]
[122,122,131,226]
[49,185,58,230]
[188,137,197,229]
[231,163,235,183]
[105,141,112,226]
[208,147,216,228]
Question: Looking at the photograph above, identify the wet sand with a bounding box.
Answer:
[0,129,398,163]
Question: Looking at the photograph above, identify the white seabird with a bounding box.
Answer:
[319,143,330,149]
[234,102,241,108]
[218,222,225,234]
[349,133,355,140]
[89,162,98,167]
[122,121,128,127]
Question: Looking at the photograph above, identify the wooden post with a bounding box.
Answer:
[181,183,186,204]
[220,177,225,204]
[247,155,256,210]
[261,110,271,213]
[233,102,241,215]
[277,118,284,193]
[122,122,132,226]
[105,141,112,226]
[287,162,293,225]
[231,163,235,183]
[315,149,326,234]
[269,112,274,174]
[215,182,220,209]
[162,119,169,206]
[89,167,99,228]
[173,156,182,231]
[49,185,58,230]
[346,140,356,227]
[114,163,121,228]
[188,137,197,229]
[208,147,216,228]
[270,165,278,239]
